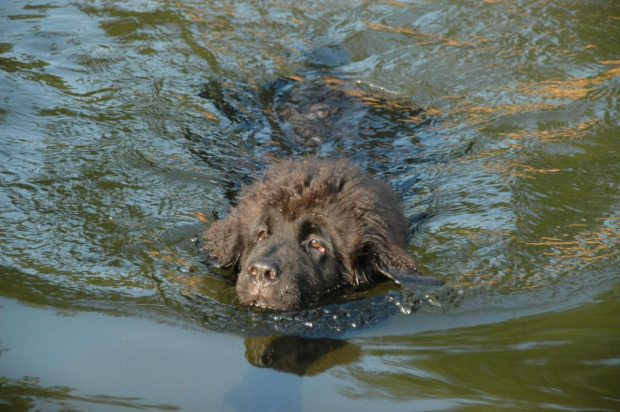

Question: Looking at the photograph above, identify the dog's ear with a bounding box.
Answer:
[371,240,420,285]
[373,254,443,286]
[354,239,443,287]
[203,217,242,268]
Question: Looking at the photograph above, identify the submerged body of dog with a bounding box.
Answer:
[204,158,423,311]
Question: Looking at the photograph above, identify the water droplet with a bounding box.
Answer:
[424,295,441,307]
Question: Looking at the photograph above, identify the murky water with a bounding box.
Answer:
[1,0,618,410]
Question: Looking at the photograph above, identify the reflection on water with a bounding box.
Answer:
[0,377,180,412]
[244,336,361,376]
[227,336,359,412]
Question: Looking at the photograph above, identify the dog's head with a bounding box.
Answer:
[204,159,419,311]
[224,211,346,310]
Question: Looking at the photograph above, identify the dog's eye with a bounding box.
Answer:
[257,231,268,241]
[310,239,325,253]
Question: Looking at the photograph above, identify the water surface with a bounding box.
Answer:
[1,0,618,410]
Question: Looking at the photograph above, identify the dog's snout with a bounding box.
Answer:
[248,260,281,283]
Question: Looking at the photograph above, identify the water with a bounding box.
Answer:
[1,0,619,410]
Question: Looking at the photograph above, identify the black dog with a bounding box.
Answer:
[204,157,426,311]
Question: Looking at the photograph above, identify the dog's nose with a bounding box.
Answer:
[247,260,281,283]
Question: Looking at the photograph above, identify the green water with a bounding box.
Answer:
[1,0,618,410]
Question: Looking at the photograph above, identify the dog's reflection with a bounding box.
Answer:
[244,335,361,376]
